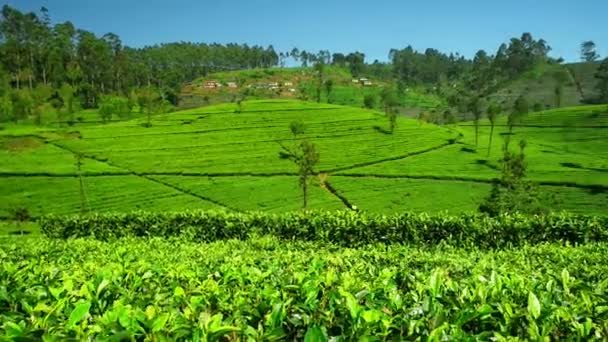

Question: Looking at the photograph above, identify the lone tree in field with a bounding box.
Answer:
[468,96,484,148]
[323,79,333,103]
[552,69,569,109]
[137,86,162,127]
[279,121,320,209]
[509,95,529,133]
[289,119,306,138]
[314,61,325,103]
[75,153,88,215]
[380,86,399,134]
[595,57,608,103]
[363,94,376,109]
[580,41,600,62]
[486,101,501,157]
[480,137,550,216]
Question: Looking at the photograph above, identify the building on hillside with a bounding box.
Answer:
[352,79,360,84]
[204,80,222,89]
[227,82,238,89]
[283,81,293,87]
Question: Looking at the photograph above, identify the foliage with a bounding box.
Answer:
[480,138,551,216]
[2,236,608,340]
[509,95,529,131]
[98,95,132,123]
[363,94,376,109]
[580,41,600,62]
[596,58,608,103]
[289,119,306,138]
[279,122,320,209]
[39,210,608,248]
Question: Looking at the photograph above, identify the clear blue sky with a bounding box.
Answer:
[8,0,608,63]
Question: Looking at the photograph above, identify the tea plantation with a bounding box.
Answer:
[1,101,608,339]
[1,100,607,217]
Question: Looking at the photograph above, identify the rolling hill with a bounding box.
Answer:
[1,100,607,218]
[179,67,445,111]
[486,62,602,109]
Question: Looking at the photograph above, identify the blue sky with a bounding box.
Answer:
[8,0,608,63]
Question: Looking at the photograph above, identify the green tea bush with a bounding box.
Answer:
[40,210,608,247]
[1,237,608,340]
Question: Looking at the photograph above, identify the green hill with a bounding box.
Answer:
[486,62,602,109]
[180,67,444,111]
[1,101,607,218]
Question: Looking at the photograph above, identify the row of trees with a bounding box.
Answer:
[0,5,281,98]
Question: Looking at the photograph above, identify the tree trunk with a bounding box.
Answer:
[42,67,47,85]
[475,120,479,147]
[487,123,495,157]
[302,174,308,209]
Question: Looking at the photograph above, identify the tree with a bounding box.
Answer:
[595,57,608,103]
[552,68,568,108]
[58,83,76,122]
[479,138,550,216]
[313,61,325,103]
[468,96,484,148]
[137,86,161,127]
[380,86,399,114]
[289,120,306,139]
[554,84,563,108]
[387,111,397,134]
[509,95,529,132]
[363,94,376,109]
[380,86,399,134]
[279,122,319,209]
[580,41,600,62]
[31,83,52,124]
[323,79,333,103]
[486,102,501,157]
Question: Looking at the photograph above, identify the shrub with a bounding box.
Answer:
[363,94,376,109]
[39,210,608,248]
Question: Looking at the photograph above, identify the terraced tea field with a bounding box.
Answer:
[1,100,607,217]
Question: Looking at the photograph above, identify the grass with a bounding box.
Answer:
[1,100,606,216]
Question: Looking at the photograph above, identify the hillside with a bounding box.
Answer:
[2,101,607,217]
[179,67,444,111]
[486,62,601,109]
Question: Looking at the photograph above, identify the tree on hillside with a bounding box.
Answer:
[387,110,397,134]
[552,68,569,109]
[509,95,529,133]
[595,58,608,103]
[323,79,333,103]
[137,86,162,127]
[580,41,600,62]
[486,101,501,157]
[279,122,320,209]
[554,85,563,108]
[58,83,76,122]
[468,96,484,148]
[380,86,399,134]
[31,84,52,125]
[346,52,365,77]
[363,94,376,109]
[289,119,306,139]
[480,137,550,216]
[380,86,399,114]
[314,61,325,103]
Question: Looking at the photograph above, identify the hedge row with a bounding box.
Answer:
[39,210,608,247]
